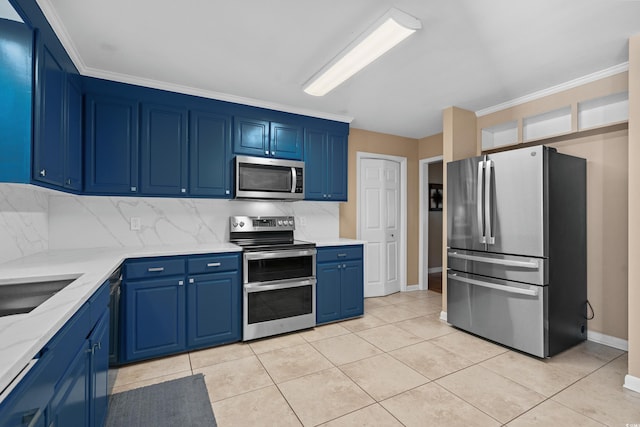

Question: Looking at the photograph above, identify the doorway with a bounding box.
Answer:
[419,156,444,292]
[357,153,407,297]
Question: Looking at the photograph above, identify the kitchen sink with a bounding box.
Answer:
[0,278,77,317]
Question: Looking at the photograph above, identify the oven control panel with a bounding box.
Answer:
[229,215,295,232]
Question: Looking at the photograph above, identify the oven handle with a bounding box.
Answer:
[244,278,316,293]
[244,248,316,261]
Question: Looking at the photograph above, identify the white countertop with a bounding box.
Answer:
[315,239,367,247]
[0,243,241,397]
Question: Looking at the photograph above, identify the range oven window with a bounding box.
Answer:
[247,284,313,324]
[247,256,313,283]
[239,163,292,193]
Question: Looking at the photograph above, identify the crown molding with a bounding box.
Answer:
[476,62,629,117]
[35,0,353,124]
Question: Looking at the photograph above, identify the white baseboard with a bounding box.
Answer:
[587,330,628,351]
[440,311,447,323]
[405,284,420,292]
[624,374,640,394]
[428,267,443,274]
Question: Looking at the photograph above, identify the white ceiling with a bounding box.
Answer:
[27,0,640,138]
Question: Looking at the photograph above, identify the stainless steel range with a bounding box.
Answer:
[229,216,316,341]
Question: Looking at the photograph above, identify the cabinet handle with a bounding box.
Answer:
[147,267,164,272]
[225,190,230,195]
[39,169,46,177]
[131,186,137,192]
[207,262,221,267]
[323,194,327,198]
[343,264,346,268]
[178,280,184,286]
[181,188,186,193]
[265,150,269,155]
[328,194,332,198]
[189,278,194,284]
[337,253,347,258]
[66,178,71,185]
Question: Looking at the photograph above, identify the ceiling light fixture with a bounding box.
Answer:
[303,8,422,97]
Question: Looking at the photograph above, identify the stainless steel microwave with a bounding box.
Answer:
[235,155,304,200]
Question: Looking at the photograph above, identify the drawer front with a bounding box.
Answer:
[124,257,185,280]
[316,245,363,263]
[187,253,240,274]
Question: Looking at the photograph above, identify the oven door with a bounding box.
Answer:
[244,249,316,284]
[243,278,316,341]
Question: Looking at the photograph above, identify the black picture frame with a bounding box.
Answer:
[429,184,443,211]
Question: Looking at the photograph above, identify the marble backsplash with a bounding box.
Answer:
[0,183,340,262]
[48,194,340,249]
[0,184,49,264]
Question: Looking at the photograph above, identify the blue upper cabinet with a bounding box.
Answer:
[141,103,188,196]
[32,33,83,192]
[304,127,348,201]
[0,18,32,183]
[233,116,269,157]
[270,121,303,160]
[33,42,65,187]
[84,93,139,195]
[189,110,232,197]
[234,116,303,160]
[65,74,83,191]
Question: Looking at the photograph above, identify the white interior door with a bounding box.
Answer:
[360,158,401,296]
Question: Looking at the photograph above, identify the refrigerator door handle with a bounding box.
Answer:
[448,251,540,269]
[477,161,486,244]
[448,273,539,297]
[484,159,495,244]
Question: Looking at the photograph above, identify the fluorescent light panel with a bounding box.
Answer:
[304,8,421,96]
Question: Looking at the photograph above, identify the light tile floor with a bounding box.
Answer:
[109,290,640,426]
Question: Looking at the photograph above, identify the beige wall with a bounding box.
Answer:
[419,133,443,159]
[550,131,628,340]
[339,128,420,285]
[628,34,640,380]
[428,162,443,269]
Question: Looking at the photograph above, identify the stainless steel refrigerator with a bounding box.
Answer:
[447,145,586,358]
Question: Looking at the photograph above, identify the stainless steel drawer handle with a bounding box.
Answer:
[337,253,347,257]
[448,252,539,269]
[147,267,165,272]
[207,262,221,267]
[448,273,539,297]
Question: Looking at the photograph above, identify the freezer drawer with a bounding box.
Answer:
[447,249,547,285]
[447,271,547,357]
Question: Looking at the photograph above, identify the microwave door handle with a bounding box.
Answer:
[477,161,486,244]
[291,167,297,193]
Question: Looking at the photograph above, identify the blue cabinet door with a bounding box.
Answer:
[326,133,348,201]
[270,121,303,160]
[64,75,83,191]
[316,262,342,324]
[234,116,269,157]
[84,94,139,194]
[340,260,364,318]
[141,104,188,195]
[124,277,186,362]
[89,310,109,427]
[33,43,65,187]
[189,110,232,197]
[49,340,90,427]
[186,271,240,348]
[304,128,326,200]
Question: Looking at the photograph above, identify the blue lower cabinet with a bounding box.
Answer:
[0,282,110,427]
[121,253,241,363]
[89,310,110,427]
[124,277,186,362]
[316,246,364,325]
[316,263,342,324]
[49,340,90,427]
[186,271,240,348]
